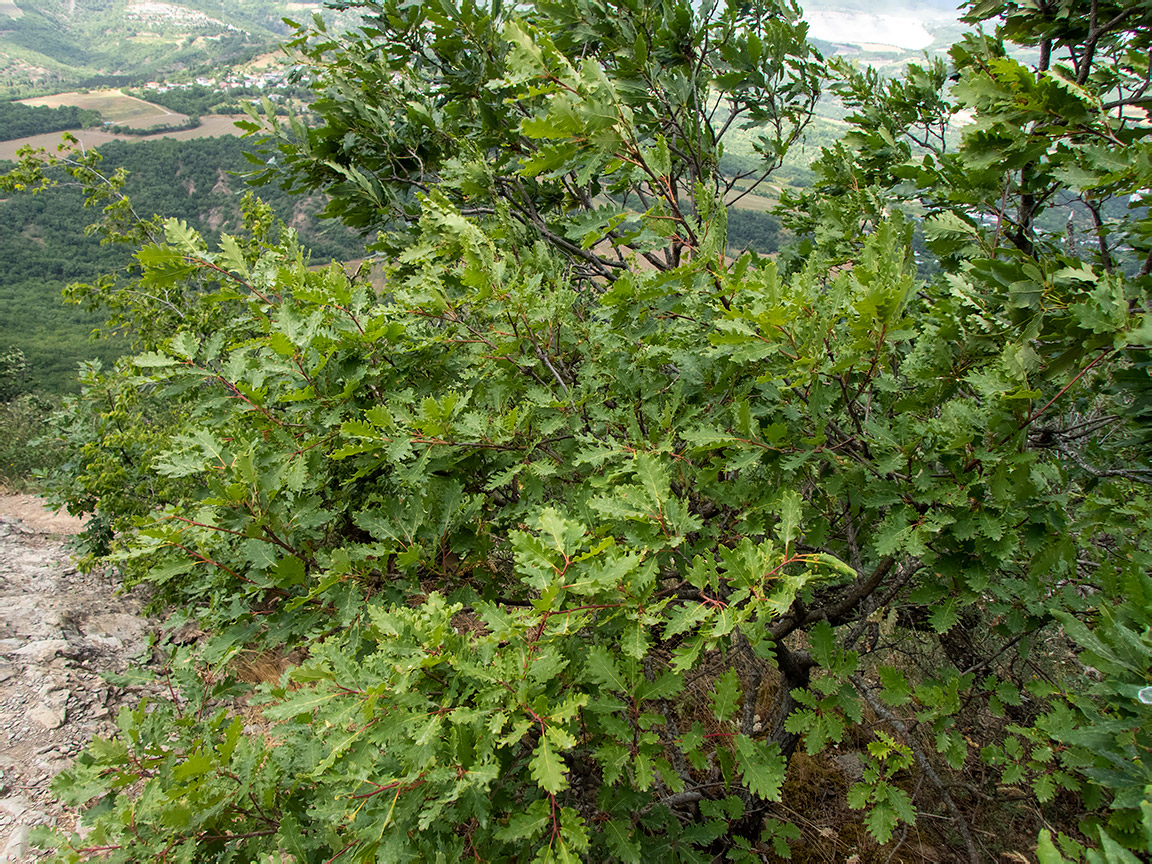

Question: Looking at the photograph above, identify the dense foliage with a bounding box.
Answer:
[0,130,782,396]
[0,134,366,393]
[3,0,1150,861]
[0,100,100,141]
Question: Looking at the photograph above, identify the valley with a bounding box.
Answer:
[0,112,243,159]
[0,0,968,396]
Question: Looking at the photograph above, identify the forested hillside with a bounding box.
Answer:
[0,132,791,394]
[0,99,100,139]
[0,134,365,391]
[0,0,303,97]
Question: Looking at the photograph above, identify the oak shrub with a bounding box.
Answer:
[11,0,1152,861]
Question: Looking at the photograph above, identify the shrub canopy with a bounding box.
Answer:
[6,0,1152,861]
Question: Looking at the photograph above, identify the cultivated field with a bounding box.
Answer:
[18,89,188,127]
[0,115,249,161]
[0,0,22,18]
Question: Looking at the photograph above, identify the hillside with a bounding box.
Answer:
[0,0,973,395]
[0,0,322,97]
[0,134,367,392]
[0,0,969,98]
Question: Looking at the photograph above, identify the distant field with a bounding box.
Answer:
[0,0,22,18]
[18,90,187,127]
[726,191,779,214]
[0,115,248,162]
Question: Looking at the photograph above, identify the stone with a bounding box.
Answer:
[0,824,29,863]
[831,751,864,782]
[29,704,65,731]
[11,640,70,664]
[81,614,150,653]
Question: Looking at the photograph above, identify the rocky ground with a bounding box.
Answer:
[0,494,154,863]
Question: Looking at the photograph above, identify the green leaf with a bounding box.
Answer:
[864,800,900,844]
[262,686,341,720]
[1036,830,1071,864]
[778,490,802,549]
[537,507,586,557]
[878,667,912,707]
[711,668,742,722]
[169,331,198,360]
[603,819,642,863]
[171,751,212,781]
[634,452,669,507]
[734,735,786,801]
[134,351,179,368]
[930,597,959,634]
[585,646,628,694]
[530,730,569,793]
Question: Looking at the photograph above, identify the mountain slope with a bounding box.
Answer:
[0,0,309,97]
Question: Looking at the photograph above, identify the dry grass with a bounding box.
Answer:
[18,89,188,126]
[0,114,248,161]
[231,646,306,686]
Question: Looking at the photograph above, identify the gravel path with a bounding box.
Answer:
[0,496,154,863]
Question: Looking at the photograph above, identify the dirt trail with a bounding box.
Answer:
[0,494,154,863]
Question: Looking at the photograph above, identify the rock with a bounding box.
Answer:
[832,751,864,783]
[0,495,155,852]
[81,614,149,654]
[23,810,49,827]
[29,704,65,731]
[0,824,30,863]
[11,640,70,664]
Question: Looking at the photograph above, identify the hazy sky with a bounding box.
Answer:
[801,2,962,50]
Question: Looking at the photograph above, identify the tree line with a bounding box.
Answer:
[0,100,101,141]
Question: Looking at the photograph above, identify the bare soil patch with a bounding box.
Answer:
[0,115,248,162]
[0,496,83,537]
[17,90,187,128]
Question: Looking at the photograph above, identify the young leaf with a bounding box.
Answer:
[711,669,743,722]
[734,735,786,801]
[530,731,569,793]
